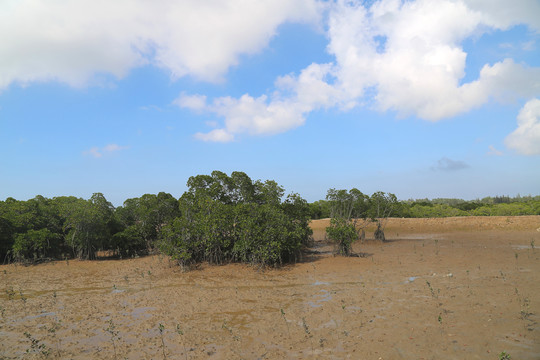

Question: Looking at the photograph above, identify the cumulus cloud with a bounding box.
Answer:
[505,99,540,155]
[83,144,128,158]
[0,0,321,89]
[2,0,540,144]
[187,63,341,141]
[188,0,540,141]
[431,157,470,172]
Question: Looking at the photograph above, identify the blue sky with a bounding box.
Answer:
[1,0,539,206]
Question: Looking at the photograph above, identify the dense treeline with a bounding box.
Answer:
[0,192,180,263]
[1,172,538,264]
[0,171,312,266]
[308,195,540,219]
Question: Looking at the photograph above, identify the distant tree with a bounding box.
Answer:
[367,192,398,241]
[60,194,114,260]
[115,192,180,254]
[308,200,331,219]
[0,215,14,262]
[325,188,369,255]
[12,228,62,262]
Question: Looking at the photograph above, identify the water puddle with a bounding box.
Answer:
[512,245,538,250]
[404,276,418,284]
[129,306,155,320]
[308,289,332,308]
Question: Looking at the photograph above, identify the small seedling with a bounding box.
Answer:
[5,287,15,300]
[48,318,62,357]
[520,297,531,320]
[498,351,511,360]
[302,317,314,354]
[176,323,188,360]
[221,320,232,335]
[438,313,442,324]
[280,309,290,338]
[158,323,167,359]
[426,281,437,299]
[105,319,120,360]
[19,289,27,304]
[24,331,49,356]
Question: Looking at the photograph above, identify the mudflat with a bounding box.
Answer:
[1,216,539,359]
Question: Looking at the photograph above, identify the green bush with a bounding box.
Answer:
[158,171,311,268]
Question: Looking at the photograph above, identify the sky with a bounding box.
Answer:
[1,0,539,206]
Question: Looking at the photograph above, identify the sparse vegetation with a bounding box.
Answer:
[105,319,120,360]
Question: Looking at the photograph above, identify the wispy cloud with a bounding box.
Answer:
[174,93,207,112]
[487,145,503,156]
[431,157,470,172]
[83,144,128,158]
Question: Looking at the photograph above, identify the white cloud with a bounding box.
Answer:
[194,129,235,143]
[505,98,540,155]
[463,0,540,31]
[83,144,128,158]
[174,94,207,112]
[188,0,540,142]
[0,0,322,89]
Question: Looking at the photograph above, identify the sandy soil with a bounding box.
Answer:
[1,216,539,359]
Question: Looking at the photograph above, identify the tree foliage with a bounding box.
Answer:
[158,171,312,268]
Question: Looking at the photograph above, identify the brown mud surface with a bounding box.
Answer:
[1,216,539,359]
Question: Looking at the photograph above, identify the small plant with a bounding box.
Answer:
[158,323,167,359]
[0,305,5,317]
[176,323,188,360]
[24,331,50,356]
[47,318,62,357]
[302,317,314,354]
[105,319,120,360]
[280,309,290,338]
[531,238,536,251]
[438,313,442,324]
[498,351,511,360]
[520,297,532,320]
[19,289,27,304]
[5,287,15,300]
[221,320,232,335]
[426,280,437,299]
